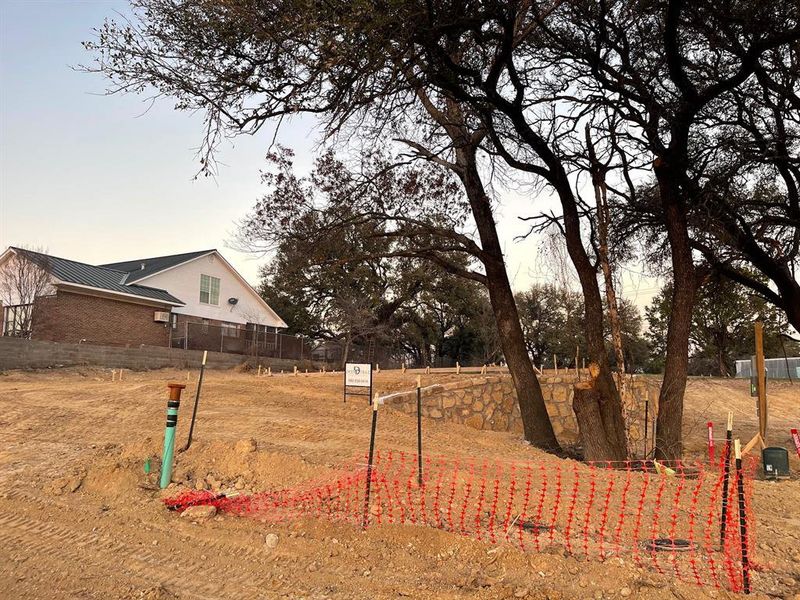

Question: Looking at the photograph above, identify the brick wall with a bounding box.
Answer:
[32,291,171,347]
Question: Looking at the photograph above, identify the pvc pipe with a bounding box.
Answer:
[160,383,186,489]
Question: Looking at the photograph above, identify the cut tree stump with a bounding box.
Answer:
[573,374,620,462]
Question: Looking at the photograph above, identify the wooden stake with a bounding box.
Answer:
[456,361,461,375]
[554,354,558,375]
[754,321,768,441]
[111,369,116,382]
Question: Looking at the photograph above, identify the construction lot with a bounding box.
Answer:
[0,368,798,599]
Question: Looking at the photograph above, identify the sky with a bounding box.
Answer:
[0,1,661,308]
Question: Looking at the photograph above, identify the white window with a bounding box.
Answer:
[199,274,220,305]
[221,322,240,337]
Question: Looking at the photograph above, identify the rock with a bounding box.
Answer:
[235,478,245,490]
[514,587,529,598]
[265,533,279,549]
[194,479,206,491]
[181,505,217,521]
[235,438,257,454]
[464,414,484,430]
[66,476,83,493]
[620,588,631,597]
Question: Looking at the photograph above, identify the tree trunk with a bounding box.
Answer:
[411,94,560,452]
[718,348,728,378]
[340,333,351,370]
[553,165,629,461]
[586,127,626,377]
[654,167,696,461]
[573,382,620,461]
[459,152,561,452]
[501,111,629,460]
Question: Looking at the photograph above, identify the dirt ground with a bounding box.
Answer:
[0,367,798,599]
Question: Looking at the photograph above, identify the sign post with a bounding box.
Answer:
[743,322,768,455]
[344,362,373,403]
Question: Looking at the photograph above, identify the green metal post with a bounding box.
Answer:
[160,383,186,489]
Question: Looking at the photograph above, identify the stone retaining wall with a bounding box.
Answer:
[382,374,659,451]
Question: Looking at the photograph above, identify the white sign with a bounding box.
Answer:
[345,363,372,388]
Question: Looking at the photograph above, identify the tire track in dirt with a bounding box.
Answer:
[0,511,274,599]
[2,486,277,564]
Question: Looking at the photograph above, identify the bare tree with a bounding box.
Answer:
[0,246,53,338]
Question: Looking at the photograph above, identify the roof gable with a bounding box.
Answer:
[128,249,287,328]
[101,250,215,283]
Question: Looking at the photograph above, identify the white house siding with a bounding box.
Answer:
[137,252,285,327]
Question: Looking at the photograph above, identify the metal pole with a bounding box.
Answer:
[720,412,733,546]
[734,439,750,594]
[159,383,186,489]
[417,375,423,486]
[362,396,379,529]
[182,350,207,452]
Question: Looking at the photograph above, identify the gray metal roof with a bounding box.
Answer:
[101,250,214,283]
[11,247,183,305]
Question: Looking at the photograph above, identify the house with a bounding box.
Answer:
[0,247,286,351]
